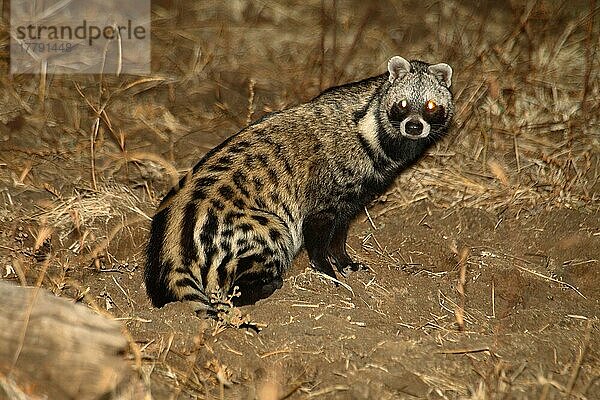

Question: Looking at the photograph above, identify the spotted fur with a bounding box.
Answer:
[145,56,454,309]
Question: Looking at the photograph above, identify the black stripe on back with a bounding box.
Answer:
[281,203,295,223]
[199,209,219,247]
[266,168,279,184]
[236,255,267,276]
[238,223,253,233]
[217,252,234,288]
[211,199,225,211]
[181,292,208,303]
[191,133,240,173]
[218,185,235,200]
[253,177,264,192]
[358,133,383,168]
[216,155,233,166]
[255,197,267,209]
[244,154,256,167]
[259,137,293,173]
[201,244,217,286]
[235,269,271,285]
[181,202,199,266]
[224,211,244,225]
[229,140,251,153]
[175,277,203,293]
[251,215,269,225]
[269,228,282,242]
[236,245,254,257]
[207,164,230,173]
[199,209,219,286]
[256,154,269,167]
[145,207,177,307]
[193,176,218,200]
[250,207,290,231]
[281,158,293,175]
[233,198,246,209]
[233,171,250,197]
[270,192,280,204]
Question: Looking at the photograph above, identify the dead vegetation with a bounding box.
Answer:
[0,1,599,399]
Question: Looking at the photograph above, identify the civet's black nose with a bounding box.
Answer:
[405,119,423,136]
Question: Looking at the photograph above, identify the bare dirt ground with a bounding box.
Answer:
[1,1,599,399]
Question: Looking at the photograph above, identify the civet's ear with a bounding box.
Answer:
[428,63,453,88]
[387,56,411,83]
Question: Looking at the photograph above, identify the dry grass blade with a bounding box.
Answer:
[310,267,355,296]
[455,247,470,332]
[0,375,41,400]
[305,385,350,398]
[514,265,586,299]
[436,347,492,355]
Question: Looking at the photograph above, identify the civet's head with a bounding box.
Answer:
[382,56,454,141]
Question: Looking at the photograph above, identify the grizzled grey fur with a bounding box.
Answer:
[145,55,454,309]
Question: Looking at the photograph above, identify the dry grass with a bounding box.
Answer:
[0,1,598,399]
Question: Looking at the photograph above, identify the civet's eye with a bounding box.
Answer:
[399,99,408,108]
[425,100,437,112]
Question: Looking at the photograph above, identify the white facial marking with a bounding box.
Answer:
[358,111,393,163]
[399,117,431,140]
